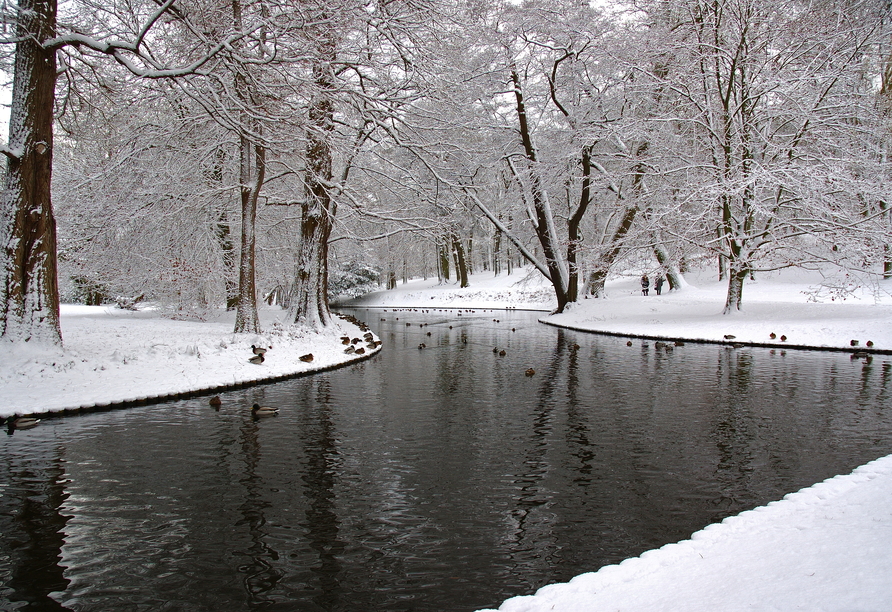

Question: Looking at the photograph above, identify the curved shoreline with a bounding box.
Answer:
[16,346,382,423]
[538,317,892,356]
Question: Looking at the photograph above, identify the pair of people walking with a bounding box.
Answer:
[641,274,664,296]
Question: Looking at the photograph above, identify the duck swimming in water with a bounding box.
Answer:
[6,416,40,431]
[251,403,278,417]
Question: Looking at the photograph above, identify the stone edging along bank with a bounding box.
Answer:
[538,318,892,356]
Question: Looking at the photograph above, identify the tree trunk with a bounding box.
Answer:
[291,37,336,329]
[723,266,748,314]
[233,136,264,333]
[566,146,593,304]
[207,147,238,310]
[587,268,608,298]
[214,211,238,310]
[452,232,469,288]
[652,239,686,291]
[493,227,501,275]
[0,0,61,344]
[438,239,450,282]
[510,69,569,312]
[231,0,263,334]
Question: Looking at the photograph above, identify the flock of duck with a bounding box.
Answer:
[207,395,278,418]
[7,316,878,435]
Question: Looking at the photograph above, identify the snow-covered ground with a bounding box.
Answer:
[343,266,892,352]
[0,305,380,418]
[3,265,891,611]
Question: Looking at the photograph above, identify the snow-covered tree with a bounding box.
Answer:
[0,0,239,343]
[645,0,890,312]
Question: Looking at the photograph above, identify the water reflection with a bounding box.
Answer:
[235,411,283,606]
[1,310,892,611]
[0,446,72,611]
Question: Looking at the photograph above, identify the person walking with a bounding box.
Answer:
[641,275,650,296]
[654,276,664,296]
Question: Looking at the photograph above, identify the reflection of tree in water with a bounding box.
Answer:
[236,415,283,606]
[0,445,73,610]
[710,349,758,516]
[298,377,346,612]
[502,330,574,577]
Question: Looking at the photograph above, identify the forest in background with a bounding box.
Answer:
[1,0,890,344]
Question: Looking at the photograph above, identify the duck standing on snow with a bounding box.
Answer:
[251,345,268,355]
[251,403,278,417]
[249,353,265,365]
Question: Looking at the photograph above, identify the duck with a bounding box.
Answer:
[525,368,535,377]
[251,344,268,355]
[249,353,265,365]
[299,353,314,362]
[251,403,278,417]
[209,395,222,408]
[7,416,40,430]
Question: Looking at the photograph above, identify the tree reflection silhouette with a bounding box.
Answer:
[0,445,73,610]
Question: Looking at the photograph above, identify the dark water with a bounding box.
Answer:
[2,309,891,612]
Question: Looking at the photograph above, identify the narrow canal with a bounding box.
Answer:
[2,309,891,611]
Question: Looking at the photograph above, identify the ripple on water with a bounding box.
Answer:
[2,311,892,611]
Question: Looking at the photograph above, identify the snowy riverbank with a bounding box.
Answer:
[342,265,892,353]
[3,265,891,611]
[0,306,379,419]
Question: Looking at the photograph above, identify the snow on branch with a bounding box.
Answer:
[0,144,23,160]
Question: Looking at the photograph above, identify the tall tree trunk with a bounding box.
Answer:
[584,205,638,297]
[566,146,593,304]
[231,0,263,334]
[214,211,238,310]
[233,136,264,333]
[0,0,61,344]
[511,69,569,312]
[291,33,336,329]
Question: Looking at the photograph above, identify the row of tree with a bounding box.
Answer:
[1,0,890,345]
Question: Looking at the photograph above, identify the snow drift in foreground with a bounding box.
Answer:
[476,454,892,612]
